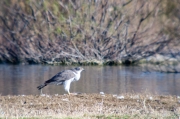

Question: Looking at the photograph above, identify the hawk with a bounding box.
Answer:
[37,67,84,95]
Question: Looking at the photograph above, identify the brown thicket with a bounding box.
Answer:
[0,0,180,65]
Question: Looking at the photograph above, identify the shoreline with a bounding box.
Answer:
[0,93,179,118]
[1,54,180,66]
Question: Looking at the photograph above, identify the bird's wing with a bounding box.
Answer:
[45,70,76,84]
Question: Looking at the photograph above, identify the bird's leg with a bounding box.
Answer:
[68,91,71,95]
[40,89,43,95]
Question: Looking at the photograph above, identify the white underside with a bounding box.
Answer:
[63,70,82,93]
[72,71,81,81]
[63,78,74,93]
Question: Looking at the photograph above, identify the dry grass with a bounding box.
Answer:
[0,93,179,118]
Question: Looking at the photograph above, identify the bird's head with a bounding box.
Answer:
[75,67,84,72]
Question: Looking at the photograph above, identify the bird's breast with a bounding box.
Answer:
[74,73,81,81]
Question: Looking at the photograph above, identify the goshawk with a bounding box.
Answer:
[37,67,84,95]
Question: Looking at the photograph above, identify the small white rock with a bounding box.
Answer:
[149,97,153,100]
[117,96,124,99]
[113,94,117,97]
[100,92,104,95]
[62,98,69,101]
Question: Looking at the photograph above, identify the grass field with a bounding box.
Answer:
[0,93,179,118]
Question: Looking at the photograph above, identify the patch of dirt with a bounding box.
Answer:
[0,93,179,118]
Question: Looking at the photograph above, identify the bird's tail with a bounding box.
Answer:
[37,84,47,90]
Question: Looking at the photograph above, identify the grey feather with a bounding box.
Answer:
[45,70,76,85]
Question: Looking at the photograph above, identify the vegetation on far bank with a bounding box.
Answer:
[0,0,180,67]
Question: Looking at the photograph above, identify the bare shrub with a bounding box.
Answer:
[0,0,179,66]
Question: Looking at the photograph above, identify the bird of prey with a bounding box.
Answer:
[37,67,84,95]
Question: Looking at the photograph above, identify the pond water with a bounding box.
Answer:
[0,64,180,96]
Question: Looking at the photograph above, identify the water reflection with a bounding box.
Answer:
[0,64,179,95]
